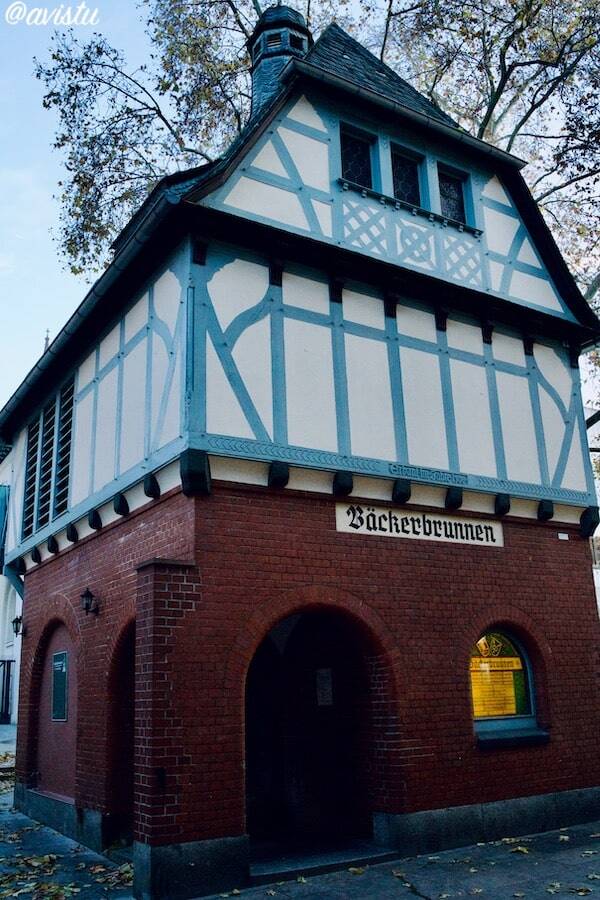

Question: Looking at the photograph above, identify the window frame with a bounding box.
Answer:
[390,143,425,208]
[339,124,378,191]
[470,630,546,745]
[437,164,470,225]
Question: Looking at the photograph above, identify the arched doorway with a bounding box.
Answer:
[105,622,135,848]
[35,622,77,799]
[245,609,383,850]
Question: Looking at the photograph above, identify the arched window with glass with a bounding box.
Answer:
[470,630,548,745]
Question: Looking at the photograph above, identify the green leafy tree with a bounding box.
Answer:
[36,0,600,305]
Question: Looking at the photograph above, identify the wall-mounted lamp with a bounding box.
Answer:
[11,615,23,637]
[80,588,99,616]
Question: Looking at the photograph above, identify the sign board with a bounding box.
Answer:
[336,503,503,548]
[52,651,68,721]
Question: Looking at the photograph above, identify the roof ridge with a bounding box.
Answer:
[305,21,458,129]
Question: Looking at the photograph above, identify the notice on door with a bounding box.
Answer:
[336,503,503,548]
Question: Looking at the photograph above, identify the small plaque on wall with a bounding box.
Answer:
[336,503,503,548]
[316,668,333,706]
[52,651,68,721]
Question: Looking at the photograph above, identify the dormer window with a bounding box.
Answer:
[391,147,421,207]
[266,32,282,50]
[340,127,374,189]
[438,168,466,223]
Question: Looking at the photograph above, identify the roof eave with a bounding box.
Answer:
[285,58,527,171]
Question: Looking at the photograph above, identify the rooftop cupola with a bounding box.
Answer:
[248,4,313,118]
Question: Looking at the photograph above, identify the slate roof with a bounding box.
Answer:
[306,23,458,129]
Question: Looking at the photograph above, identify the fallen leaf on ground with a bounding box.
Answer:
[266,891,276,897]
[348,866,365,875]
[510,846,530,854]
[568,889,592,896]
[560,835,571,842]
[297,876,307,883]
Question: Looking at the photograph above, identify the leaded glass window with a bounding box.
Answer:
[439,170,466,223]
[392,148,421,206]
[470,631,531,719]
[341,128,373,189]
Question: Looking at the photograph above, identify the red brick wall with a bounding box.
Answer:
[15,481,600,849]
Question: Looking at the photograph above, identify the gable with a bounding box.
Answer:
[198,90,576,324]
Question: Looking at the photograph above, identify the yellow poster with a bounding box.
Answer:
[470,656,522,718]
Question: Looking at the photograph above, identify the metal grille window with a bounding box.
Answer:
[22,420,40,540]
[392,148,421,206]
[439,170,466,222]
[21,377,75,540]
[53,380,74,519]
[36,399,57,530]
[341,128,373,189]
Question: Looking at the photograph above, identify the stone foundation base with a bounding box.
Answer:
[374,786,600,855]
[133,835,249,899]
[14,783,104,852]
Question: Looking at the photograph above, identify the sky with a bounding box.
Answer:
[0,0,152,409]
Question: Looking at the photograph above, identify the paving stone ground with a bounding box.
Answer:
[1,790,599,900]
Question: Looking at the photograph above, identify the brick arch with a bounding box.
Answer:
[104,618,136,838]
[225,584,405,819]
[224,584,401,699]
[20,597,81,788]
[458,603,553,728]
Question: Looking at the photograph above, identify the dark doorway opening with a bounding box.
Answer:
[105,622,135,850]
[246,609,379,859]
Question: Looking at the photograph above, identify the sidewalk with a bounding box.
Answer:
[0,794,599,899]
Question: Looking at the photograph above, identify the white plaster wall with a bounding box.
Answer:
[224,177,309,230]
[562,429,588,491]
[343,288,385,330]
[70,390,94,506]
[282,272,329,314]
[534,344,573,407]
[120,338,147,473]
[232,317,273,438]
[278,126,330,192]
[397,305,437,343]
[447,319,483,356]
[69,259,185,509]
[206,337,253,438]
[345,334,395,459]
[539,388,565,480]
[207,258,269,331]
[493,332,526,367]
[400,347,448,469]
[482,207,520,255]
[496,371,541,483]
[284,319,337,451]
[93,365,118,491]
[450,360,496,476]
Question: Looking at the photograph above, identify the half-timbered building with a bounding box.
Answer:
[1,7,600,898]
